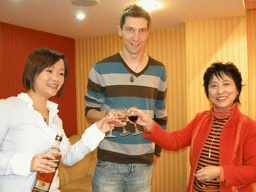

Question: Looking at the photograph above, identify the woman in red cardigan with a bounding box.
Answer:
[128,62,256,192]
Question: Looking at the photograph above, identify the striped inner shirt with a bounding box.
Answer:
[194,116,229,191]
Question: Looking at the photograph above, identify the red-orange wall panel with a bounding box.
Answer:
[0,22,77,137]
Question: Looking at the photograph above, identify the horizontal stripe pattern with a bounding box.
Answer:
[97,148,155,164]
[85,53,167,164]
[85,53,167,118]
[99,139,155,155]
[89,67,167,91]
[194,117,228,191]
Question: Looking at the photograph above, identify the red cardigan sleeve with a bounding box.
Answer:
[143,118,196,151]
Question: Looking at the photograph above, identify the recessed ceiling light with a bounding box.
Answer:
[76,12,86,20]
[137,0,163,12]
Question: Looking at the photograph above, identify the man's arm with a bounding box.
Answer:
[86,109,108,124]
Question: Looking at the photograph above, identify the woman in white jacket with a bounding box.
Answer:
[0,48,111,192]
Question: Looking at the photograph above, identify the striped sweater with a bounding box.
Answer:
[194,116,228,191]
[85,53,167,164]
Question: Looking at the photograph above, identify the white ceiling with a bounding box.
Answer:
[0,0,245,39]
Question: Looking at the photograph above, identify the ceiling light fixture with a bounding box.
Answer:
[76,12,86,20]
[137,0,163,12]
[71,0,100,7]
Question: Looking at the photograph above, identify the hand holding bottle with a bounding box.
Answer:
[32,135,63,192]
[30,153,58,173]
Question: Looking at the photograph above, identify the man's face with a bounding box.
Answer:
[118,16,150,56]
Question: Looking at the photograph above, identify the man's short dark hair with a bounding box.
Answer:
[119,4,151,29]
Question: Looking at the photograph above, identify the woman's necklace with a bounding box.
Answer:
[208,118,229,158]
[33,105,48,123]
[208,128,223,158]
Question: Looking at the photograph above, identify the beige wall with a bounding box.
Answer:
[186,16,248,119]
[245,0,256,190]
[75,16,253,191]
[246,0,256,120]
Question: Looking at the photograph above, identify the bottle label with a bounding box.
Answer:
[33,180,51,192]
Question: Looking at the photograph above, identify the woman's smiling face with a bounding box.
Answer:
[33,59,65,99]
[208,73,238,110]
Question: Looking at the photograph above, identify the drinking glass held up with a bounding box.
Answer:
[128,108,143,135]
[116,108,130,136]
[105,109,117,138]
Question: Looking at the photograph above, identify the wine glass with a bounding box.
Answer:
[116,108,130,136]
[128,108,143,135]
[105,109,117,138]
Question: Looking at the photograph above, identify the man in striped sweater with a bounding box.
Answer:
[85,4,167,192]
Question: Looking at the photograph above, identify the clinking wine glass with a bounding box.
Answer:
[106,109,117,138]
[128,109,143,135]
[117,108,130,136]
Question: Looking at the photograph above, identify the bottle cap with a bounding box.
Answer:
[55,135,63,142]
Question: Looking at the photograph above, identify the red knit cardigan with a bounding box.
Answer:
[144,103,256,192]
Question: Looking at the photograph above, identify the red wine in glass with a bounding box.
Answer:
[128,116,138,123]
[128,109,142,135]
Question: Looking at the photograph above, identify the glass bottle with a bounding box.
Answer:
[32,135,63,192]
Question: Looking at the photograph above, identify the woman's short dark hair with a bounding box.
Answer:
[119,4,151,29]
[203,62,242,103]
[23,48,68,98]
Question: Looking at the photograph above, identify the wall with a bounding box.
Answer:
[246,0,256,119]
[186,16,248,120]
[76,15,250,191]
[245,1,256,190]
[0,22,77,137]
